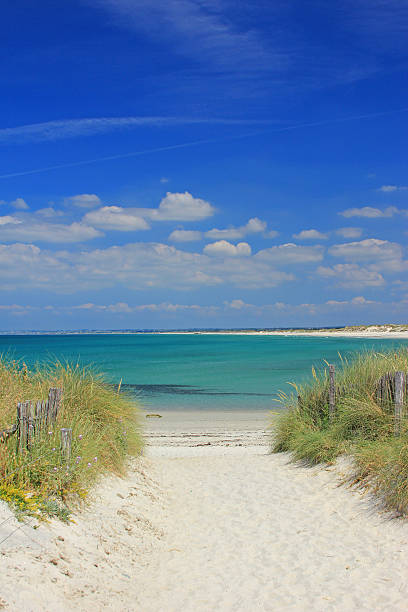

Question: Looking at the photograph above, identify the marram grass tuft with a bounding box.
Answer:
[272,348,408,515]
[0,358,143,520]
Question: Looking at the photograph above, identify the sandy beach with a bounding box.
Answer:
[262,327,408,339]
[2,411,408,611]
[8,326,408,339]
[156,326,408,339]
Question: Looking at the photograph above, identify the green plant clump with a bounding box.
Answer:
[0,358,143,520]
[272,348,408,514]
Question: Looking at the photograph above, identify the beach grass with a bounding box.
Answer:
[0,357,143,520]
[272,347,408,514]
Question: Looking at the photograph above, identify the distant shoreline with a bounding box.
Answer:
[0,324,407,338]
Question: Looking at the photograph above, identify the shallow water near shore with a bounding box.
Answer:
[1,333,407,411]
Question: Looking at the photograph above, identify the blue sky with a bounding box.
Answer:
[0,0,407,330]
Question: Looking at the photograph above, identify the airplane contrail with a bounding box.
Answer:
[0,138,219,179]
[0,116,281,144]
[0,107,407,180]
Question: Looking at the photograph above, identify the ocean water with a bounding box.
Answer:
[0,333,407,411]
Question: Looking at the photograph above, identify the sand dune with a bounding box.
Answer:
[2,413,408,611]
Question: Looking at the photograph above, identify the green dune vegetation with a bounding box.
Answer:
[0,358,142,521]
[273,348,408,515]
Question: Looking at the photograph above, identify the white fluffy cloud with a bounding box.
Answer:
[64,194,102,208]
[168,229,202,242]
[326,296,375,306]
[11,197,29,210]
[0,241,297,292]
[78,192,215,229]
[70,243,225,290]
[0,219,102,243]
[205,227,243,240]
[0,303,34,314]
[317,264,385,287]
[36,207,63,218]
[245,217,267,233]
[0,215,22,226]
[48,301,220,316]
[256,243,324,264]
[72,301,215,314]
[82,206,150,231]
[0,243,70,290]
[328,238,402,262]
[340,206,407,218]
[222,295,383,315]
[223,299,251,309]
[212,258,293,288]
[136,192,215,221]
[73,301,133,313]
[205,217,267,240]
[292,229,328,240]
[4,297,401,321]
[0,198,30,210]
[134,302,218,313]
[203,240,251,257]
[335,227,362,239]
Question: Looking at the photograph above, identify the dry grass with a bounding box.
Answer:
[0,358,143,520]
[272,348,408,514]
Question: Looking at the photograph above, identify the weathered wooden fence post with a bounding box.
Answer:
[394,371,405,436]
[27,402,35,447]
[35,400,45,438]
[17,402,31,453]
[14,388,63,452]
[60,428,72,463]
[329,364,336,420]
[17,401,29,453]
[48,388,63,423]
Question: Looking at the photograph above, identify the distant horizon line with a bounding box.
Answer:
[0,324,404,336]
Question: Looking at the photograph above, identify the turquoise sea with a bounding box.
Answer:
[0,334,407,411]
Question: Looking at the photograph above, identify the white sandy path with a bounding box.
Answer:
[137,449,408,612]
[2,440,408,610]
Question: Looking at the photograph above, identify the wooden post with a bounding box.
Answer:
[386,372,393,403]
[48,388,63,424]
[60,428,72,463]
[329,364,336,420]
[17,401,29,453]
[394,371,405,436]
[27,402,35,447]
[35,400,43,438]
[40,400,48,432]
